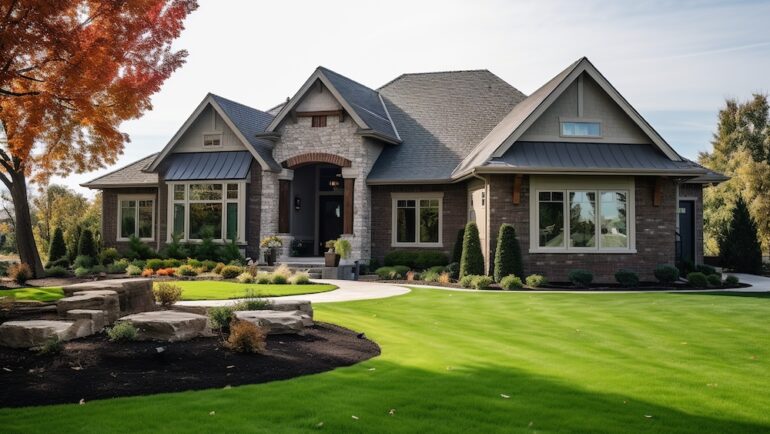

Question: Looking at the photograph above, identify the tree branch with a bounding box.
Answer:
[0,88,40,97]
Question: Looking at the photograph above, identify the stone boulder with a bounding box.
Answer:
[63,279,154,314]
[57,290,120,323]
[66,309,107,334]
[234,310,312,334]
[0,320,74,348]
[118,311,209,342]
[268,299,313,319]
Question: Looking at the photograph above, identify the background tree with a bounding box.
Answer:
[493,224,523,282]
[0,0,197,276]
[718,197,762,273]
[460,222,484,278]
[32,184,88,257]
[0,189,15,253]
[699,94,770,254]
[47,227,67,265]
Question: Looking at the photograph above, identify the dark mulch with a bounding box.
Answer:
[0,322,379,408]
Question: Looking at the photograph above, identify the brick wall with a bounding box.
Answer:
[370,183,468,263]
[487,174,678,282]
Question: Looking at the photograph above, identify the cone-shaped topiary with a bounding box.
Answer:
[493,223,523,282]
[451,228,465,264]
[67,226,82,262]
[719,197,762,273]
[48,227,67,263]
[77,229,98,260]
[460,222,484,278]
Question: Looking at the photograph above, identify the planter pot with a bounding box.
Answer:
[324,251,340,267]
[264,249,276,266]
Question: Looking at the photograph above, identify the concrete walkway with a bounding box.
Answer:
[176,279,411,307]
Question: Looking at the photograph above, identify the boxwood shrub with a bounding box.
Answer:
[499,275,524,290]
[686,272,708,288]
[472,275,494,290]
[614,269,639,287]
[654,265,680,284]
[724,275,740,286]
[706,274,722,287]
[525,274,547,288]
[383,250,448,269]
[568,269,593,288]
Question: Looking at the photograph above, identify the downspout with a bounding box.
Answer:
[471,170,490,274]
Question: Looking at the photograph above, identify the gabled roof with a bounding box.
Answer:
[266,67,400,143]
[81,154,159,188]
[452,57,684,179]
[367,70,527,183]
[146,93,281,172]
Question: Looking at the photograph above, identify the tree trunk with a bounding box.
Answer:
[8,171,44,277]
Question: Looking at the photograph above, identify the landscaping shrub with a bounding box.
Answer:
[695,264,717,276]
[8,263,32,284]
[162,233,188,260]
[415,252,449,269]
[255,272,271,284]
[225,320,266,353]
[719,197,762,273]
[614,269,640,287]
[654,265,680,285]
[446,262,460,279]
[271,273,288,284]
[234,291,272,310]
[44,266,68,278]
[45,257,70,269]
[74,267,91,278]
[208,306,234,330]
[66,226,82,263]
[706,274,722,287]
[221,238,243,264]
[493,223,523,282]
[48,227,68,264]
[108,322,138,342]
[405,271,419,281]
[156,267,175,277]
[126,264,142,276]
[99,248,120,265]
[126,234,155,260]
[37,337,63,355]
[568,269,594,288]
[392,265,410,278]
[153,282,182,307]
[194,227,219,261]
[107,259,129,274]
[500,275,524,290]
[525,274,547,288]
[91,264,106,274]
[460,222,484,278]
[438,272,451,284]
[212,262,226,274]
[677,260,695,278]
[375,266,394,279]
[473,275,494,290]
[687,272,708,288]
[130,259,146,269]
[77,229,98,260]
[141,268,154,277]
[237,272,255,284]
[422,270,440,283]
[290,273,310,285]
[219,265,243,279]
[451,228,465,264]
[725,275,740,287]
[384,251,416,267]
[459,274,476,288]
[163,258,183,268]
[176,264,197,277]
[146,258,165,271]
[272,264,292,279]
[426,265,446,274]
[73,254,94,269]
[187,258,202,268]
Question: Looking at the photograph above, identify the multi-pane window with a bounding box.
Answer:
[203,133,221,147]
[118,197,154,240]
[536,189,630,251]
[560,121,602,137]
[393,196,442,246]
[311,115,327,128]
[170,183,243,242]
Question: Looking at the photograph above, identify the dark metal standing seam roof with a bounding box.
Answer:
[164,151,253,181]
[488,142,707,174]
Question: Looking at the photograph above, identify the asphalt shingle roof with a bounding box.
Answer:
[211,94,281,171]
[367,70,527,182]
[81,154,158,188]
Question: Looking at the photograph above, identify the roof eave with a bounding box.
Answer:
[472,165,708,177]
[80,182,159,190]
[357,129,401,145]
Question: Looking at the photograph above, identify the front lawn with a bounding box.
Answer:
[0,287,63,302]
[1,290,769,433]
[171,280,337,300]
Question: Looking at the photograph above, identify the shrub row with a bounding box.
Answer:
[383,251,449,270]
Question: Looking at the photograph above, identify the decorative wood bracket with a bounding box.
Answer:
[653,177,663,207]
[512,174,522,205]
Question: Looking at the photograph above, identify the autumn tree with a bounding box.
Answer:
[0,0,197,276]
[32,184,88,257]
[699,94,770,254]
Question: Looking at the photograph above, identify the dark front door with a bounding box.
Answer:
[319,196,344,253]
[678,200,695,264]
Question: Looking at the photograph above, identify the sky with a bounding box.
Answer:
[52,0,770,197]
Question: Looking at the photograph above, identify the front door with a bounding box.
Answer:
[678,200,695,264]
[319,196,344,253]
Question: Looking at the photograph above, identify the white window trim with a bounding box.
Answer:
[167,181,246,244]
[391,192,444,248]
[559,117,603,139]
[202,132,223,148]
[529,176,636,254]
[117,194,155,242]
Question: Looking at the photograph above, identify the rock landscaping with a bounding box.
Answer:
[118,311,210,342]
[234,310,312,334]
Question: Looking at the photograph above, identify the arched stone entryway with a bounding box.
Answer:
[282,152,352,169]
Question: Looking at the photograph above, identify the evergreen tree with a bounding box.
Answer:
[77,229,98,260]
[460,222,484,278]
[493,223,523,282]
[67,226,82,262]
[719,197,762,273]
[451,228,465,264]
[47,227,67,263]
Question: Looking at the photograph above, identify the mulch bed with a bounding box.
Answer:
[0,323,379,408]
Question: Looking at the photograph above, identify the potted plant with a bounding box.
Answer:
[324,240,340,267]
[334,238,352,265]
[260,235,283,266]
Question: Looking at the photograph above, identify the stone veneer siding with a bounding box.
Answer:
[370,183,468,264]
[678,183,704,264]
[101,187,160,252]
[487,174,679,282]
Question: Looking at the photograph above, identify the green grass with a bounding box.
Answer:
[0,287,63,302]
[1,289,769,433]
[171,280,337,300]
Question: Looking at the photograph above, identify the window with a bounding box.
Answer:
[168,182,244,242]
[203,133,222,147]
[530,177,634,253]
[392,194,443,246]
[560,121,602,137]
[311,115,327,128]
[118,196,154,240]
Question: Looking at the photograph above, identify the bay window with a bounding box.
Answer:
[392,193,443,247]
[531,177,634,253]
[118,196,154,241]
[168,182,245,242]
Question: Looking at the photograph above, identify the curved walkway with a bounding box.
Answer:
[175,279,411,307]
